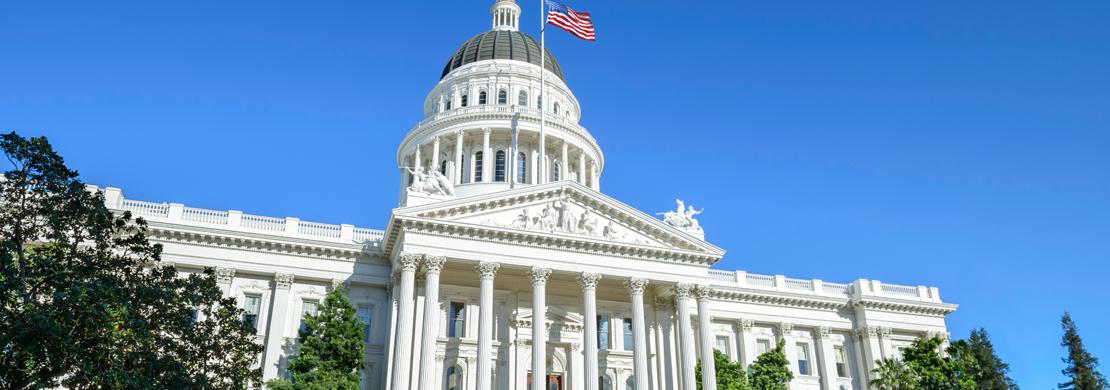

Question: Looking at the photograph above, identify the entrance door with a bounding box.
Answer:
[526,373,563,390]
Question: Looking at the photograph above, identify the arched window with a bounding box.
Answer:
[518,91,528,106]
[460,93,468,107]
[440,160,447,175]
[553,102,560,114]
[494,150,507,182]
[474,151,484,182]
[551,160,560,181]
[445,96,452,111]
[516,152,527,183]
[444,365,462,390]
[599,376,612,390]
[498,89,508,104]
[625,377,635,390]
[537,94,543,110]
[478,90,487,104]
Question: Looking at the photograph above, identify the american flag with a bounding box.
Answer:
[545,0,595,41]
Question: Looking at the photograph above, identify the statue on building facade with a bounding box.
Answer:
[657,198,703,231]
[405,166,455,196]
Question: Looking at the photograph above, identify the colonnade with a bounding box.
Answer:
[387,253,721,390]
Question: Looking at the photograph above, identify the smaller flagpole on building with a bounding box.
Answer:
[538,0,547,184]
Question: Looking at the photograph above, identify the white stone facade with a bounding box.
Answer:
[86,1,956,389]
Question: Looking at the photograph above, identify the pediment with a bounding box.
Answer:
[391,182,725,256]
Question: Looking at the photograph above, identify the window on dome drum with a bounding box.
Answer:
[597,315,610,350]
[518,91,528,106]
[626,377,636,390]
[797,343,811,375]
[498,90,508,104]
[551,160,560,181]
[445,365,462,390]
[537,94,543,110]
[447,302,466,338]
[622,318,633,351]
[242,295,261,334]
[494,151,507,182]
[357,306,373,343]
[599,376,612,390]
[553,102,560,114]
[835,346,848,377]
[461,94,468,107]
[299,300,319,333]
[517,152,527,183]
[715,335,731,356]
[757,339,771,355]
[478,91,487,104]
[474,151,484,182]
[445,98,452,111]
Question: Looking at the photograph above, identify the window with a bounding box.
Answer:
[190,309,199,324]
[551,161,560,181]
[516,152,527,183]
[448,302,466,338]
[498,89,507,104]
[357,306,373,343]
[445,97,452,110]
[474,151,484,182]
[300,300,319,333]
[625,377,635,390]
[478,90,487,104]
[715,335,731,355]
[553,102,560,114]
[242,295,261,333]
[461,93,468,107]
[599,376,612,390]
[445,365,462,390]
[495,151,506,182]
[597,315,610,350]
[757,339,772,355]
[537,94,543,109]
[835,346,848,377]
[518,91,528,106]
[622,318,633,351]
[797,343,811,375]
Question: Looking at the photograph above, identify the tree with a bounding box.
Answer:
[266,285,365,390]
[695,350,750,390]
[748,340,793,390]
[1059,312,1108,390]
[870,358,918,390]
[0,132,262,389]
[946,328,1018,390]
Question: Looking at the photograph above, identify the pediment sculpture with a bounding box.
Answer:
[483,199,654,246]
[657,199,703,232]
[405,166,454,196]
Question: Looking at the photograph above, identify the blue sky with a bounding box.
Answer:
[2,0,1108,386]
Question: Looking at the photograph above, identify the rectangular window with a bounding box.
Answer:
[715,335,730,355]
[448,302,466,338]
[797,343,811,375]
[242,294,261,334]
[357,306,373,343]
[300,300,319,332]
[622,318,634,351]
[597,315,610,350]
[757,339,771,355]
[835,346,848,377]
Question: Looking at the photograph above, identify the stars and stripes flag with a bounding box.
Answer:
[545,0,595,41]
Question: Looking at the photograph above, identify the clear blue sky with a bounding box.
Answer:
[2,0,1107,387]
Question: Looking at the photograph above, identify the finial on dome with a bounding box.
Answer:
[491,0,520,31]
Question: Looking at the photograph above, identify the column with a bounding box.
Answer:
[853,327,882,385]
[510,128,519,187]
[476,262,501,390]
[539,133,546,184]
[780,323,797,376]
[390,254,421,390]
[673,284,696,390]
[578,272,602,390]
[816,327,838,390]
[695,286,716,390]
[215,267,235,298]
[560,139,568,181]
[414,145,422,172]
[590,161,599,191]
[262,273,294,380]
[654,297,678,390]
[577,152,586,185]
[454,131,464,184]
[878,327,894,359]
[625,278,650,389]
[738,319,757,367]
[481,128,492,182]
[431,136,441,171]
[418,256,446,389]
[528,267,552,390]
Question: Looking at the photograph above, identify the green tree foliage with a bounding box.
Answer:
[870,358,918,390]
[748,340,794,390]
[695,350,750,390]
[266,285,365,390]
[947,328,1019,390]
[1059,312,1108,390]
[0,132,262,389]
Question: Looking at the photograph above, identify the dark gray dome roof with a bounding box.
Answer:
[441,30,565,81]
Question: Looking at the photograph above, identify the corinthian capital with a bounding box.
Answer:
[693,285,715,300]
[475,262,501,279]
[397,253,421,271]
[577,272,602,288]
[527,267,552,285]
[672,283,694,299]
[274,273,294,290]
[422,255,447,274]
[624,278,649,294]
[215,267,236,284]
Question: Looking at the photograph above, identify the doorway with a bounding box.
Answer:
[526,373,563,390]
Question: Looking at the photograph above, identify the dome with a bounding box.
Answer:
[440,30,565,81]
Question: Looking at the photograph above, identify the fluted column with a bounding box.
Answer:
[454,131,464,184]
[528,267,552,390]
[482,128,492,182]
[418,256,447,389]
[560,139,568,181]
[262,273,294,380]
[577,152,586,185]
[695,285,717,390]
[673,283,696,390]
[625,278,650,388]
[390,254,420,390]
[578,272,602,390]
[590,162,599,190]
[476,262,501,390]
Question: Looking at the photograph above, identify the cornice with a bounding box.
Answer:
[145,223,376,263]
[711,288,849,311]
[849,298,958,317]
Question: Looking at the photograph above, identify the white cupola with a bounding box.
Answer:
[491,0,520,31]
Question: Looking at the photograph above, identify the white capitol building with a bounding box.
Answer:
[87,1,956,389]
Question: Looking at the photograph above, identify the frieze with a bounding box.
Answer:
[480,198,657,247]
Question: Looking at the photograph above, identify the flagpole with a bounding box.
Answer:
[539,0,547,184]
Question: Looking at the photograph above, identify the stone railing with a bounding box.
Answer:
[403,104,602,161]
[91,185,385,249]
[705,269,943,303]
